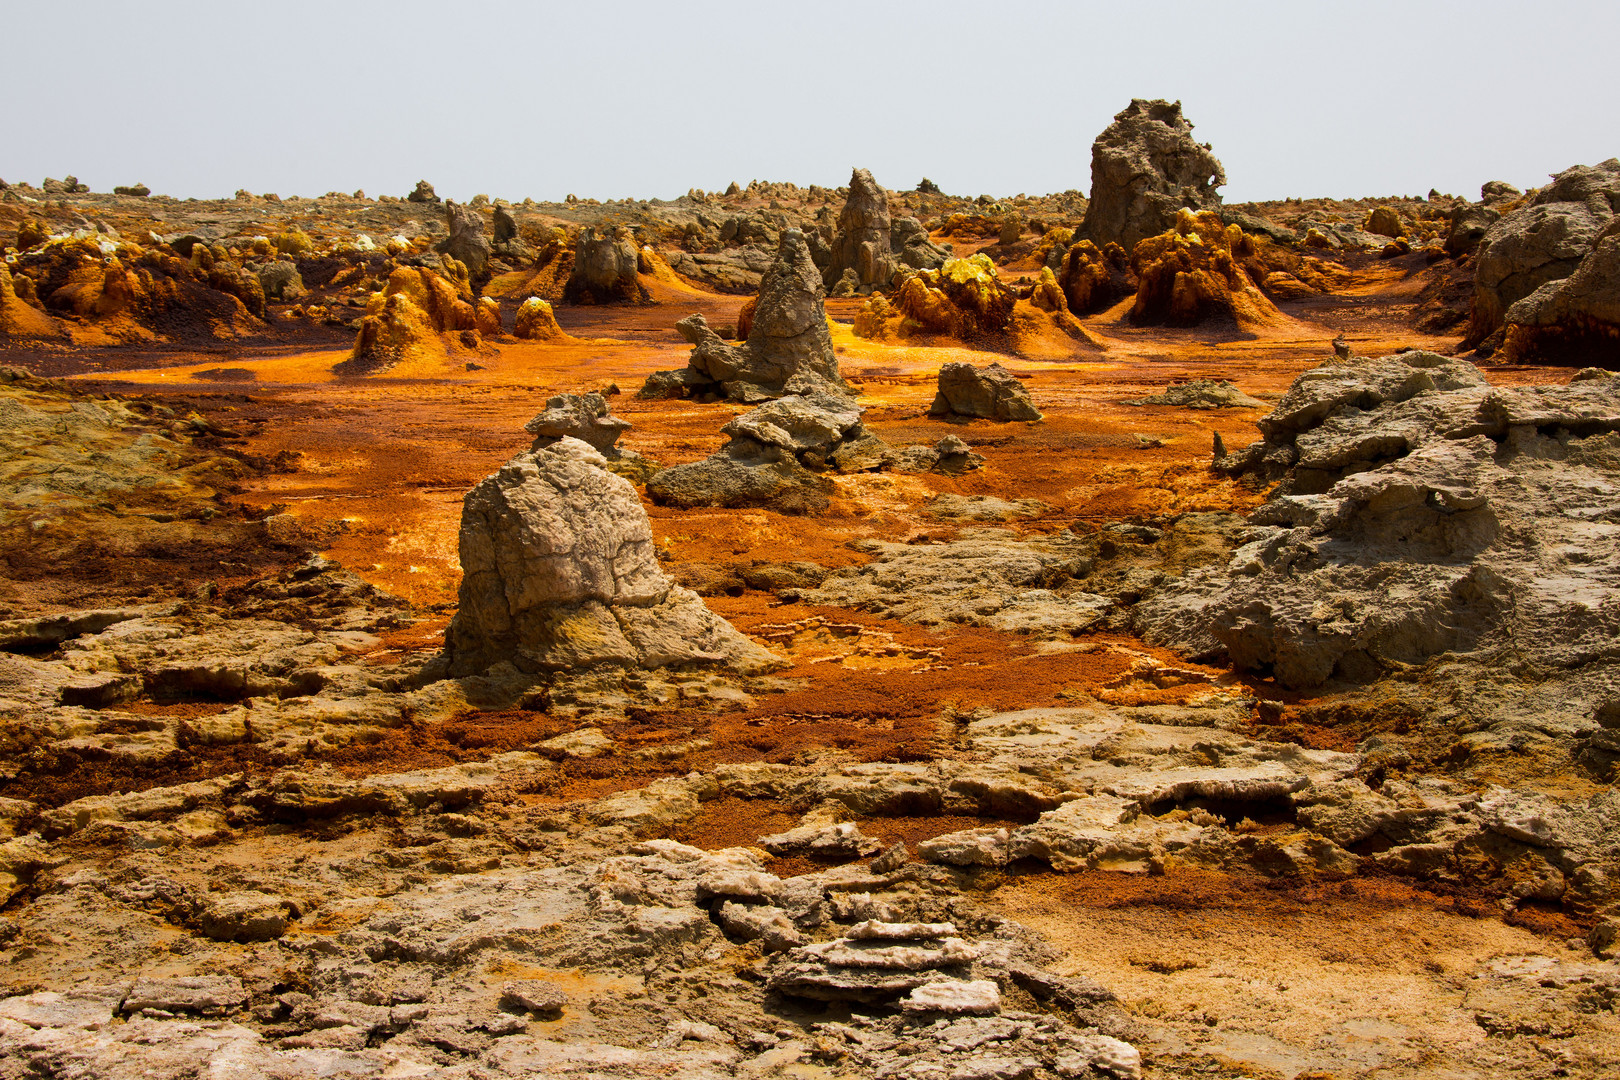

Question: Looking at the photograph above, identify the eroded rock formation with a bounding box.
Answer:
[1081,99,1226,251]
[1467,158,1620,345]
[563,227,646,305]
[435,201,492,281]
[640,229,847,402]
[1139,353,1620,691]
[1502,229,1620,365]
[442,437,779,677]
[929,361,1042,421]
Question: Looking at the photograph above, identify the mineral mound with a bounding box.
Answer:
[337,265,483,376]
[895,254,1017,340]
[1128,209,1286,330]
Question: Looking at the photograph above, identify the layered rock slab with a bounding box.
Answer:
[1139,352,1620,689]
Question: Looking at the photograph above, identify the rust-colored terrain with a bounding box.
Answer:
[0,154,1615,1080]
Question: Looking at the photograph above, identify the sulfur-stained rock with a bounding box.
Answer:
[17,218,50,250]
[563,227,646,305]
[257,260,304,302]
[895,254,1017,340]
[1129,209,1286,330]
[475,296,502,338]
[513,296,569,341]
[337,266,477,376]
[1365,206,1405,238]
[929,361,1042,421]
[1082,98,1226,251]
[1028,267,1066,312]
[442,437,781,678]
[1056,239,1130,315]
[0,264,66,340]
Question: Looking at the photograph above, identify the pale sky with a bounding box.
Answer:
[4,0,1616,205]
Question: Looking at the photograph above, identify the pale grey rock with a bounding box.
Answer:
[442,437,781,677]
[1144,351,1620,689]
[800,531,1111,636]
[1082,99,1226,250]
[823,168,898,291]
[930,362,1043,422]
[1470,159,1620,337]
[1128,379,1266,410]
[433,201,491,278]
[523,391,632,454]
[641,229,848,402]
[1446,202,1501,257]
[124,976,247,1015]
[902,979,1002,1015]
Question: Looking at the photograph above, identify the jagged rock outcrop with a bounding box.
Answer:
[442,438,780,677]
[895,255,1017,340]
[1137,353,1620,690]
[406,179,439,203]
[891,214,950,271]
[1468,159,1620,344]
[640,230,846,402]
[1502,231,1620,365]
[1129,209,1286,330]
[1081,99,1226,251]
[823,168,896,294]
[929,361,1042,421]
[435,201,492,281]
[563,227,646,305]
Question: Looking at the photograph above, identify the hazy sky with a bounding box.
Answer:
[4,0,1616,205]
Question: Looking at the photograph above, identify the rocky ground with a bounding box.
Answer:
[2,116,1619,1077]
